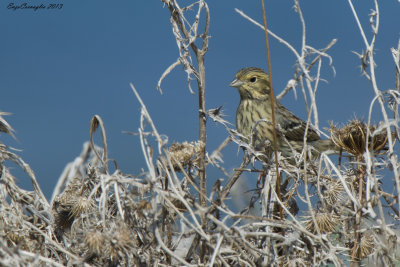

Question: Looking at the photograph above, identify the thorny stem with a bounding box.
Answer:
[197,55,207,210]
[196,2,210,258]
[350,160,366,266]
[161,174,172,264]
[261,0,282,218]
[197,49,208,258]
[163,0,210,257]
[351,0,400,238]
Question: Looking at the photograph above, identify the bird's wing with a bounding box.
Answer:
[276,104,320,142]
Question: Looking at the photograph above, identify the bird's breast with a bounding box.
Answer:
[236,99,273,140]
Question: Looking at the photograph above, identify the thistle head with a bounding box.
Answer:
[329,119,391,156]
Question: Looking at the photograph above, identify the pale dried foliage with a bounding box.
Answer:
[1,1,400,266]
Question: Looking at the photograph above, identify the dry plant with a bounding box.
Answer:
[1,0,400,266]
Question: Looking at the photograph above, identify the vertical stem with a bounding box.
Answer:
[162,175,171,263]
[196,48,207,259]
[197,54,207,209]
[162,0,210,260]
[261,0,282,218]
[394,40,400,142]
[350,159,365,266]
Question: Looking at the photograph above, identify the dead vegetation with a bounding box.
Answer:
[1,1,400,266]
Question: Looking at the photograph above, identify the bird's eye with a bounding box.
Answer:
[249,77,257,83]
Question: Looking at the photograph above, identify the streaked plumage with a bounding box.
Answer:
[230,67,335,159]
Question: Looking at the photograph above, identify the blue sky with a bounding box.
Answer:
[1,1,400,198]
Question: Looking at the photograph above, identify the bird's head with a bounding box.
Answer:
[229,67,271,100]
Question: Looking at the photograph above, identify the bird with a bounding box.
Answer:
[229,67,336,160]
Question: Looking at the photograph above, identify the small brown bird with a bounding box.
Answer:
[230,67,336,160]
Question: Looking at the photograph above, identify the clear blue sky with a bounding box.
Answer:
[1,1,399,198]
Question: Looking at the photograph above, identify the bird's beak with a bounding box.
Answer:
[229,79,244,87]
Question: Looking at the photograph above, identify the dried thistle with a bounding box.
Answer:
[84,230,104,255]
[277,250,310,267]
[107,224,135,259]
[53,177,94,231]
[323,178,346,206]
[167,141,204,171]
[70,196,94,218]
[330,119,391,156]
[359,232,374,258]
[347,232,375,260]
[303,210,340,233]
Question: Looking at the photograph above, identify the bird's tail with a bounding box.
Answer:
[314,139,341,155]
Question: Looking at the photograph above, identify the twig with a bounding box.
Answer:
[220,155,251,202]
[277,39,337,100]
